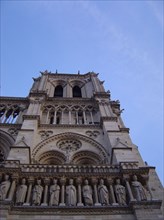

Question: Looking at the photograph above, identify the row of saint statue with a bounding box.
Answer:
[0,174,148,206]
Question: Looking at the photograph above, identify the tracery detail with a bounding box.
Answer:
[57,139,82,152]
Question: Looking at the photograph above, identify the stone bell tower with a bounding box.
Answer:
[0,71,163,220]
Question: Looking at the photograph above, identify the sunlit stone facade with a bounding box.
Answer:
[0,71,163,220]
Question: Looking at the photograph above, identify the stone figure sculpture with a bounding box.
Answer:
[66,179,77,206]
[114,178,127,205]
[82,179,93,206]
[0,174,11,200]
[32,179,43,205]
[131,175,147,201]
[16,178,27,205]
[98,179,109,205]
[49,178,60,206]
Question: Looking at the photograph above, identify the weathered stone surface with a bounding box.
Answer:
[0,72,163,220]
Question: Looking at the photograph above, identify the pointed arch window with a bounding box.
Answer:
[54,85,63,97]
[73,86,82,97]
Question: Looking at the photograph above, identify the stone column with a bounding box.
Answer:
[61,111,64,124]
[69,110,72,124]
[6,177,17,201]
[46,110,50,124]
[107,178,118,205]
[59,177,66,206]
[53,111,57,124]
[76,111,78,124]
[24,177,34,206]
[90,111,94,124]
[92,178,101,206]
[41,178,50,206]
[83,111,87,124]
[76,177,83,206]
[123,176,136,202]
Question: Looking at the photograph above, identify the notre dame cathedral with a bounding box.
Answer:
[0,71,163,220]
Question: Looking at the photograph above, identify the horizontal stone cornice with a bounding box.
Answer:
[0,96,28,101]
[39,124,100,129]
[1,161,153,177]
[0,123,22,128]
[129,199,162,210]
[93,92,110,99]
[101,116,117,122]
[23,115,40,120]
[8,205,132,215]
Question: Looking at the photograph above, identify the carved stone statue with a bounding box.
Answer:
[32,179,43,205]
[49,178,60,206]
[114,178,127,205]
[0,174,11,200]
[131,175,147,201]
[66,179,77,206]
[98,179,109,205]
[16,178,27,205]
[82,179,93,206]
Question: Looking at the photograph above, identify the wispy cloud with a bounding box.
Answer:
[147,1,164,28]
[79,1,158,70]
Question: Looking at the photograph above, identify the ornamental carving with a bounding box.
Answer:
[56,139,82,152]
[86,130,100,138]
[8,128,19,136]
[39,130,53,140]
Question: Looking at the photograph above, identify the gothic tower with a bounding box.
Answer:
[0,71,163,220]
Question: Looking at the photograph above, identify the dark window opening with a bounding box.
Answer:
[56,117,60,124]
[50,112,54,124]
[73,86,82,97]
[54,85,63,97]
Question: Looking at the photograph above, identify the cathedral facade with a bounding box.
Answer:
[0,71,163,220]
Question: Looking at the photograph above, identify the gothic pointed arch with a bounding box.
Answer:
[69,79,85,98]
[0,129,15,162]
[69,79,85,88]
[51,79,66,98]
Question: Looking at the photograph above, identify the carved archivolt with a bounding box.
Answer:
[68,79,85,88]
[72,150,102,165]
[32,132,108,164]
[50,79,67,88]
[38,150,66,165]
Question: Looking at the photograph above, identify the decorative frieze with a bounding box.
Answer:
[0,172,154,209]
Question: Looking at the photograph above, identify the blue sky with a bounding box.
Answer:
[1,1,163,184]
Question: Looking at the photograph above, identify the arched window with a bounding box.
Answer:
[73,86,82,97]
[49,112,54,124]
[54,85,63,97]
[56,112,61,124]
